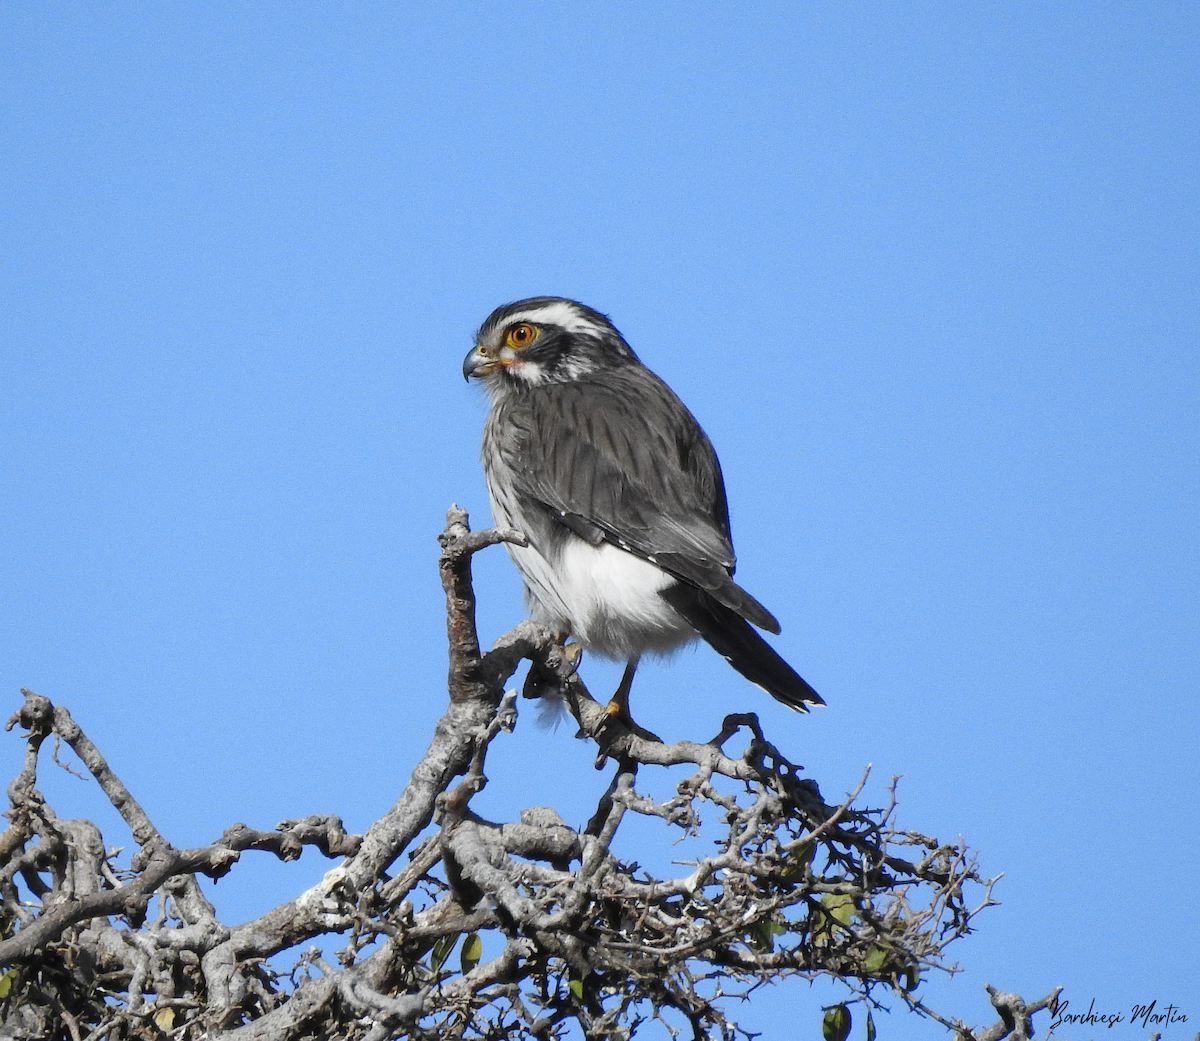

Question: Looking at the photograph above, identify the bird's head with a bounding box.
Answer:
[463,297,638,391]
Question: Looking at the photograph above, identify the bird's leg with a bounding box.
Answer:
[605,655,640,721]
[597,655,661,743]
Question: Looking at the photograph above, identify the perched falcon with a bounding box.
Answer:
[463,297,822,721]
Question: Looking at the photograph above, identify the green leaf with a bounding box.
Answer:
[429,933,458,973]
[827,894,856,925]
[901,963,920,992]
[812,893,857,943]
[862,944,890,974]
[747,919,775,952]
[0,969,15,999]
[746,913,790,952]
[152,1007,176,1031]
[460,932,482,973]
[822,1004,852,1041]
[866,1008,876,1041]
[568,978,583,1000]
[781,840,815,879]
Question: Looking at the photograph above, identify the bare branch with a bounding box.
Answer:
[0,506,1041,1041]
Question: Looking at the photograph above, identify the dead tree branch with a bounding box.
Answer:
[0,505,1046,1040]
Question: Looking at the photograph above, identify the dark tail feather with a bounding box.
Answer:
[661,583,824,712]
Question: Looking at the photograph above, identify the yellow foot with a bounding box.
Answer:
[593,703,664,768]
[598,697,662,744]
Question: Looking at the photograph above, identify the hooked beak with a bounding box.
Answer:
[462,345,494,381]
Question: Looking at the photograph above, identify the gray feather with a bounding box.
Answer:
[489,365,781,634]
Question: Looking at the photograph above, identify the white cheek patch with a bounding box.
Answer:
[558,354,600,380]
[503,352,548,384]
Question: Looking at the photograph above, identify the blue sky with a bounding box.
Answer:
[2,4,1197,1037]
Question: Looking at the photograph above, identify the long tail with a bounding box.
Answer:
[661,583,823,712]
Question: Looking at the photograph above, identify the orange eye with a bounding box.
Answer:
[505,323,539,349]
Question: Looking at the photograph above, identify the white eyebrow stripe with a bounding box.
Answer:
[507,300,600,335]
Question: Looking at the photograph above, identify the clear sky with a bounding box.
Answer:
[2,4,1197,1037]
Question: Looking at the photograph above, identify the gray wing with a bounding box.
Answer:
[493,366,781,634]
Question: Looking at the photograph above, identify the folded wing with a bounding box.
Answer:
[495,367,780,633]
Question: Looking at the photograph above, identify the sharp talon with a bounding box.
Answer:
[563,641,582,675]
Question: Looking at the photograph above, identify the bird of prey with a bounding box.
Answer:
[463,297,822,724]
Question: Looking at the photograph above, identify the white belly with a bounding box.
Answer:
[506,538,696,660]
[483,445,697,659]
